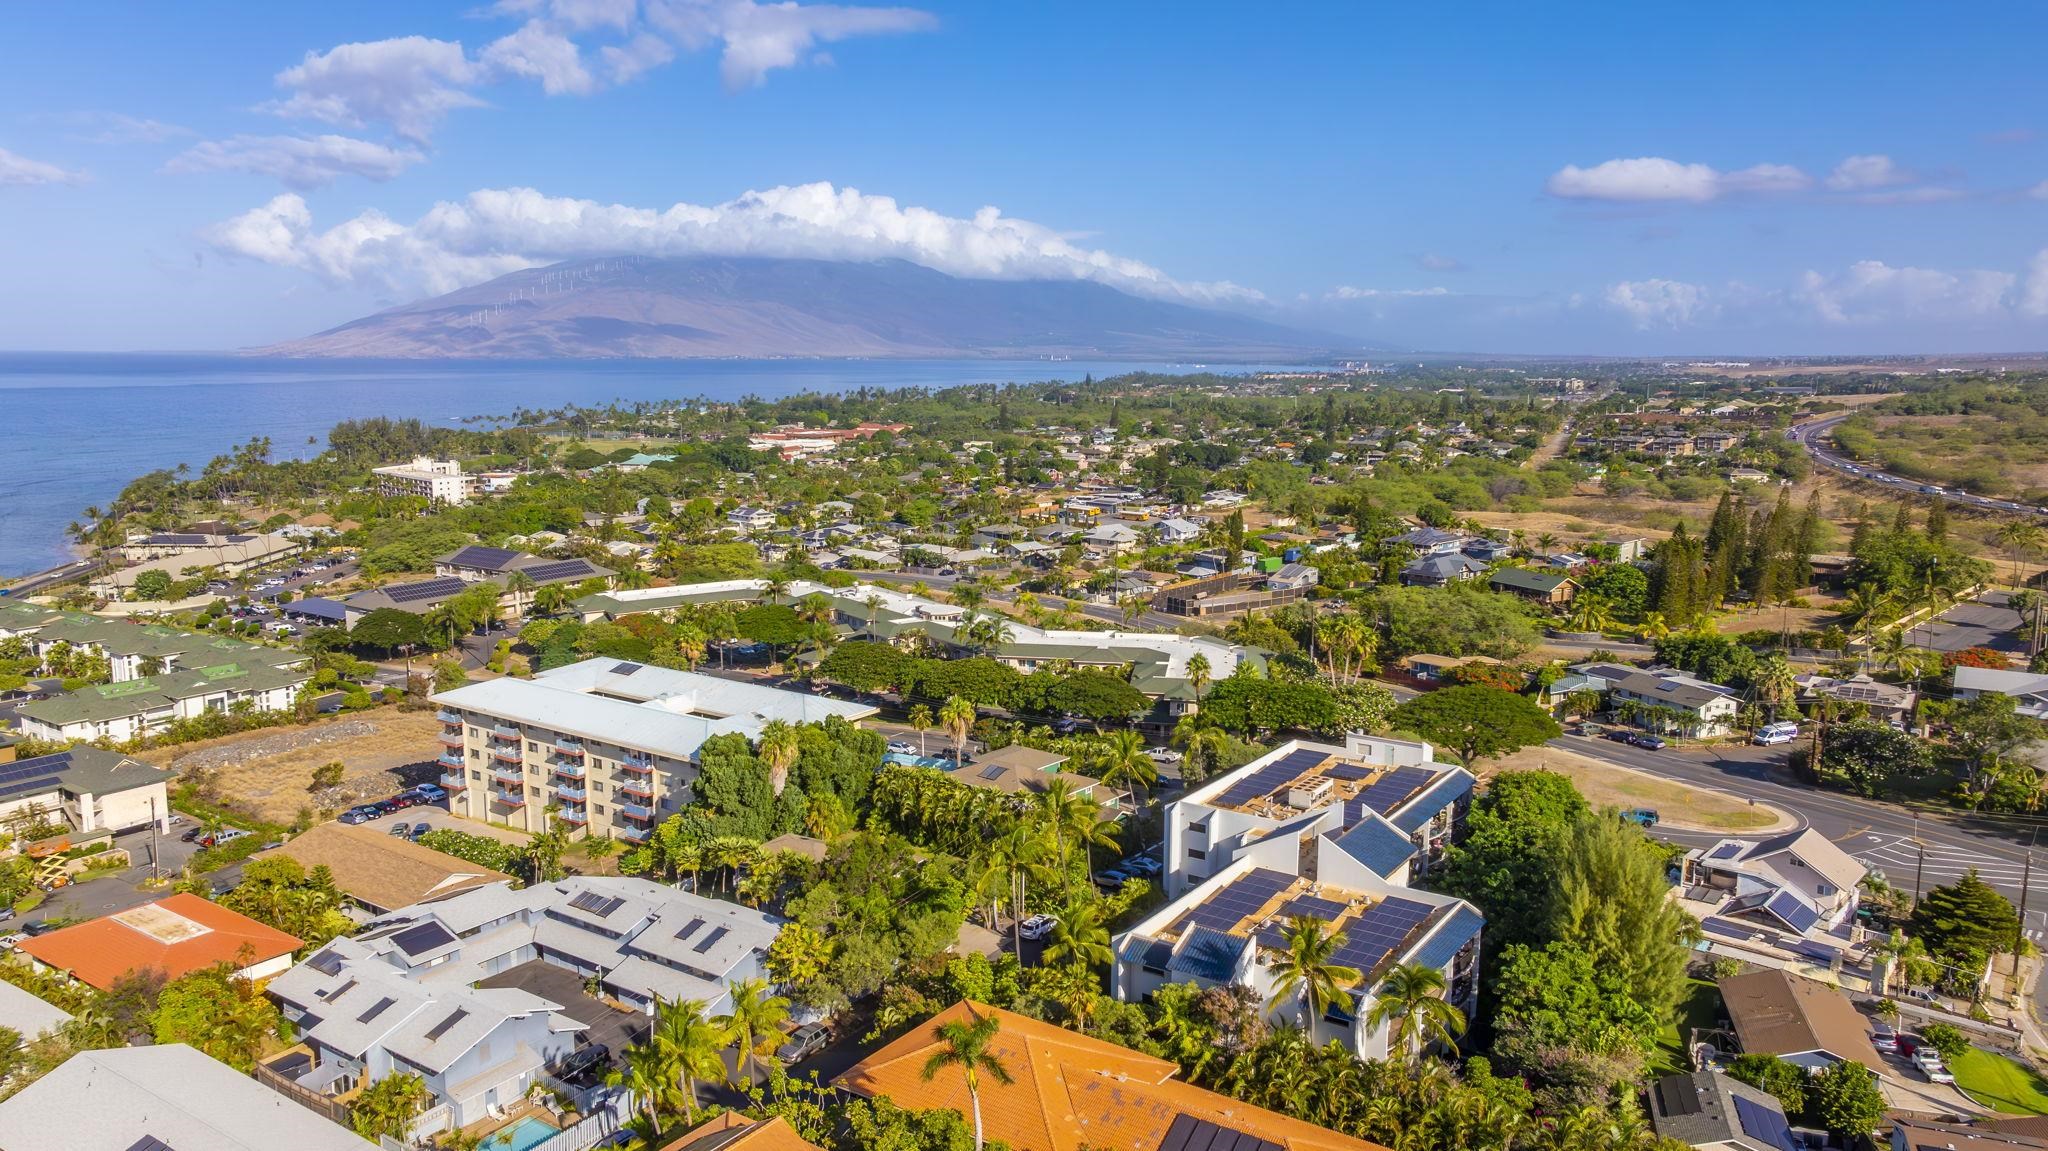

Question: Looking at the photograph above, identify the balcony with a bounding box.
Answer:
[616,779,654,799]
[491,725,520,742]
[439,773,467,791]
[436,710,462,724]
[555,783,587,801]
[492,788,527,808]
[618,824,649,842]
[438,730,464,748]
[618,802,654,821]
[550,760,585,779]
[437,751,465,770]
[490,765,524,785]
[554,739,584,756]
[492,747,523,764]
[558,808,587,825]
[618,752,654,772]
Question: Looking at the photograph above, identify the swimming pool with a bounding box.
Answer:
[488,1115,560,1151]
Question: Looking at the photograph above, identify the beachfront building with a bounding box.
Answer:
[372,457,473,505]
[94,530,306,596]
[0,599,309,684]
[1162,734,1475,897]
[431,659,876,839]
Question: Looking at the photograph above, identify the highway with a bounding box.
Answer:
[0,557,101,597]
[1789,414,2048,520]
[1560,734,2048,940]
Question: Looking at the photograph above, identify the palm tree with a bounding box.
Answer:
[1997,519,2045,586]
[939,695,977,762]
[1637,611,1671,642]
[1751,653,1797,722]
[607,1040,672,1134]
[534,583,571,617]
[989,816,1051,957]
[908,703,933,756]
[1535,531,1560,553]
[758,720,800,797]
[1172,716,1233,783]
[503,570,536,618]
[2011,589,2045,659]
[1033,778,1120,894]
[1365,962,1466,1062]
[1044,900,1113,970]
[1185,652,1212,708]
[919,1010,1014,1151]
[1841,582,1894,648]
[762,575,791,604]
[864,592,885,639]
[1265,915,1360,1030]
[716,978,791,1086]
[652,997,730,1117]
[1563,595,1613,635]
[1091,728,1156,807]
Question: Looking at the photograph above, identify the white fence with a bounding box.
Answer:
[525,1093,629,1151]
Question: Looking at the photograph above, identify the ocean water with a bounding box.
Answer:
[0,354,1209,579]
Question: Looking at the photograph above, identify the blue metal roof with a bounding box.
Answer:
[1405,904,1483,972]
[1167,926,1245,982]
[1390,773,1473,834]
[1328,816,1417,879]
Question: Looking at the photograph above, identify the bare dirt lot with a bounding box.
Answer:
[140,709,443,824]
[1484,745,1788,833]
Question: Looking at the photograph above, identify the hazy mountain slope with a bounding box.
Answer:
[259,256,1359,359]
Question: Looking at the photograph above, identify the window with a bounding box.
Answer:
[1186,847,1206,860]
[1186,820,1209,836]
[594,805,605,815]
[592,782,605,795]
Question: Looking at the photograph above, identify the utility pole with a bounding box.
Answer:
[147,795,161,882]
[2015,828,2037,979]
[1911,814,1926,908]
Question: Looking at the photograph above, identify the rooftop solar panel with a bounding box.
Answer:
[693,925,730,953]
[674,918,705,940]
[390,921,456,957]
[1157,1113,1282,1151]
[449,546,521,570]
[356,997,396,1024]
[1179,868,1293,935]
[610,662,642,676]
[568,890,627,917]
[1214,748,1327,808]
[383,577,466,604]
[1323,762,1375,782]
[1330,897,1435,974]
[423,1008,470,1042]
[1355,766,1437,815]
[1652,1076,1703,1117]
[524,559,597,583]
[1281,895,1348,922]
[1764,890,1820,933]
[306,948,345,976]
[1732,1095,1795,1151]
[1708,843,1744,860]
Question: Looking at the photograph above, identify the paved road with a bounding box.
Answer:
[0,557,101,597]
[1791,415,2048,520]
[1565,734,2048,940]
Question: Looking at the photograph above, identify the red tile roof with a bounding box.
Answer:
[17,893,301,990]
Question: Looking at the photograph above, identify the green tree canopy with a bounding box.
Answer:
[1389,685,1561,767]
[1910,869,2019,971]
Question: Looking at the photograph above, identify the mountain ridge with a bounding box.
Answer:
[257,256,1368,360]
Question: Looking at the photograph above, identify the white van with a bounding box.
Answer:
[1753,721,1799,746]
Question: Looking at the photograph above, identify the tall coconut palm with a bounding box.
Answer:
[1044,900,1113,971]
[908,703,934,756]
[1751,653,1798,722]
[1365,962,1466,1062]
[715,978,791,1086]
[762,575,791,604]
[503,570,536,618]
[758,720,801,797]
[1185,652,1212,707]
[1172,716,1233,783]
[864,593,885,639]
[919,1010,1013,1151]
[939,695,977,762]
[1265,916,1360,1031]
[652,997,730,1117]
[607,1039,672,1134]
[1563,595,1613,635]
[989,816,1051,957]
[1031,778,1118,893]
[1997,519,2045,586]
[1090,728,1156,806]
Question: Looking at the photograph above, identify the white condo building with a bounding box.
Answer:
[372,457,472,506]
[431,659,876,839]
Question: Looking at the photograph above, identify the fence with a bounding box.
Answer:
[526,1093,628,1151]
[407,1102,454,1142]
[251,1061,351,1126]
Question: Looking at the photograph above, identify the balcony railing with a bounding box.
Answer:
[492,788,527,808]
[555,783,587,801]
[618,825,649,842]
[438,731,464,748]
[490,765,523,785]
[550,760,585,779]
[558,808,587,825]
[554,739,584,756]
[436,751,464,770]
[491,725,520,741]
[618,802,654,820]
[619,752,654,771]
[616,779,654,799]
[439,773,467,791]
[436,710,461,724]
[492,748,523,764]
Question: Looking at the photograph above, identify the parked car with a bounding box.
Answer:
[407,783,448,804]
[1913,1051,1954,1084]
[390,822,414,837]
[1872,1023,1898,1053]
[20,921,60,937]
[1092,869,1131,890]
[180,827,205,843]
[1122,856,1162,876]
[370,800,402,816]
[886,740,915,755]
[410,823,434,839]
[1620,808,1659,827]
[1630,733,1668,750]
[1019,914,1059,941]
[1603,730,1635,743]
[1144,747,1183,763]
[339,806,378,825]
[1052,718,1083,735]
[776,1022,829,1064]
[389,793,419,810]
[211,828,252,846]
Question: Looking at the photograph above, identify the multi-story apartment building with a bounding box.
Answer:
[430,659,876,840]
[371,457,472,506]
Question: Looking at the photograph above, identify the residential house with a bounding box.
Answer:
[838,1001,1394,1151]
[0,980,71,1043]
[1610,669,1742,737]
[1717,968,1887,1076]
[1383,526,1470,555]
[15,659,310,744]
[1401,552,1488,587]
[725,506,779,532]
[1727,468,1773,484]
[1952,667,2048,720]
[18,893,301,991]
[1268,562,1320,593]
[1680,829,1868,939]
[1798,672,1917,727]
[664,1114,824,1151]
[0,598,309,684]
[1489,567,1577,607]
[256,822,514,915]
[1461,537,1514,562]
[0,1044,377,1151]
[1646,1069,1798,1151]
[1605,536,1651,562]
[1162,734,1475,896]
[372,457,472,505]
[1891,1120,2048,1151]
[0,746,172,835]
[1155,516,1205,544]
[432,659,876,839]
[943,744,1122,809]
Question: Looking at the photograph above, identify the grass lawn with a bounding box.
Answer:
[1488,748,1783,833]
[1651,979,1723,1076]
[1952,1047,2048,1115]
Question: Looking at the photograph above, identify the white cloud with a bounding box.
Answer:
[492,0,640,31]
[56,112,191,145]
[204,182,1261,304]
[1826,153,1910,191]
[601,33,677,82]
[165,134,426,189]
[645,0,938,90]
[482,21,598,95]
[1547,157,1807,202]
[267,37,487,143]
[1326,286,1451,300]
[1605,279,1714,328]
[0,147,86,187]
[1798,260,2015,325]
[1416,252,1464,272]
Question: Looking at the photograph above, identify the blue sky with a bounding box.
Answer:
[4,1,2048,355]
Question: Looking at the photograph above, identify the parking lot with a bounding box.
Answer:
[1910,591,2027,655]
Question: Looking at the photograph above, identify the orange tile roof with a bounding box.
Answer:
[834,1001,1388,1151]
[660,1113,823,1151]
[16,893,302,991]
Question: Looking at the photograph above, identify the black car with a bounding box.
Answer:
[180,827,204,843]
[1602,729,1635,743]
[371,800,402,817]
